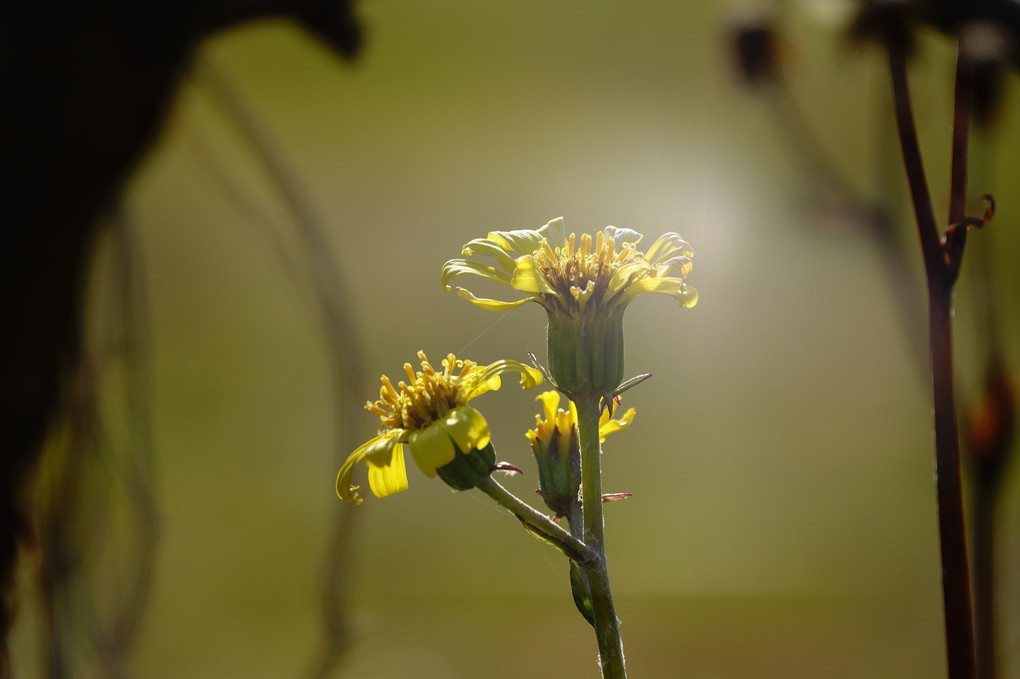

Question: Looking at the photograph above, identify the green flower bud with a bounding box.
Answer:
[527,394,582,518]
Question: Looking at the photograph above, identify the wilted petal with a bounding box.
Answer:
[602,225,643,246]
[660,255,693,278]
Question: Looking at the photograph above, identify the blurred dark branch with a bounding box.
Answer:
[962,77,1014,679]
[192,59,369,679]
[740,6,1014,677]
[967,353,1014,679]
[958,25,1015,677]
[953,49,993,679]
[887,41,940,269]
[887,29,976,679]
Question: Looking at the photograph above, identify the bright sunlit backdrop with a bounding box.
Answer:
[12,2,1020,677]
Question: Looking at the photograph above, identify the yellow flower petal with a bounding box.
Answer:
[441,259,512,291]
[465,373,501,400]
[408,422,458,477]
[602,225,642,246]
[535,390,562,422]
[672,286,698,308]
[604,260,649,295]
[537,217,570,249]
[454,287,535,311]
[615,274,686,301]
[337,433,395,504]
[487,229,547,256]
[466,359,544,398]
[366,441,409,498]
[510,255,557,294]
[599,407,636,442]
[462,238,517,271]
[644,232,694,266]
[440,406,491,458]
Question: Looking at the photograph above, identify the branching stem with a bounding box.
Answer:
[887,38,976,679]
[476,477,594,564]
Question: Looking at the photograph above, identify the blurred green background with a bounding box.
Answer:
[13,1,1020,677]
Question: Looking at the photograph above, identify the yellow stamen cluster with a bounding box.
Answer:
[366,351,474,432]
[533,232,644,308]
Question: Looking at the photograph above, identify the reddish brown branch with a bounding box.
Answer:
[887,36,976,679]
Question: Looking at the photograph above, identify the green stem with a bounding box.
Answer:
[574,392,627,679]
[476,477,594,564]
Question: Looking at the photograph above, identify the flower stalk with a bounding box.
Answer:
[476,476,594,564]
[436,219,693,677]
[573,391,626,679]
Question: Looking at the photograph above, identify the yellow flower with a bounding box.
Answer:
[442,217,696,394]
[526,390,636,516]
[336,351,543,504]
[441,216,697,314]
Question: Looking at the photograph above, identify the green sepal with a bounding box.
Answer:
[569,562,596,627]
[436,441,496,491]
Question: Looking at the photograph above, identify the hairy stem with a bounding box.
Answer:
[574,392,627,679]
[476,477,594,564]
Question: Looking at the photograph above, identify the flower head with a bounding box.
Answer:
[442,217,696,394]
[441,216,697,315]
[337,351,543,504]
[526,390,636,516]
